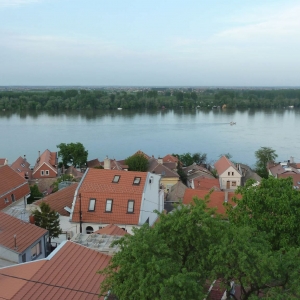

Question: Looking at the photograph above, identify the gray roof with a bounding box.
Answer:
[166,181,187,202]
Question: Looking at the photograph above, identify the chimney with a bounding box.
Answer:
[29,215,35,224]
[157,157,163,164]
[24,154,26,161]
[290,156,294,163]
[224,191,228,203]
[104,156,111,170]
[38,151,40,157]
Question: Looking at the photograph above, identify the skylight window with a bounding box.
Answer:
[88,199,96,211]
[133,177,141,185]
[127,200,135,213]
[105,199,113,212]
[112,175,120,183]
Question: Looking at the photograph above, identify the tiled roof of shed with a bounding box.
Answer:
[94,224,129,236]
[0,212,47,253]
[0,241,111,300]
[0,165,29,198]
[35,183,78,216]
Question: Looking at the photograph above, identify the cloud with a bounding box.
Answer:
[0,0,41,7]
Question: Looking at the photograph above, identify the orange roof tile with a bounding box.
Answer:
[0,165,29,198]
[0,212,47,253]
[214,156,238,176]
[35,183,78,216]
[183,189,236,215]
[72,169,148,225]
[0,241,111,300]
[162,154,178,163]
[94,224,129,236]
[192,176,220,191]
[33,150,57,175]
[11,156,32,179]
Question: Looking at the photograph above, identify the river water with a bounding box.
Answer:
[1,108,299,167]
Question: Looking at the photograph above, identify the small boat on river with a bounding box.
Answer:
[117,108,122,110]
[230,122,236,125]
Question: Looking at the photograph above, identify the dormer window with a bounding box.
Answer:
[21,163,25,167]
[133,177,141,185]
[127,200,135,213]
[112,175,120,183]
[88,198,96,211]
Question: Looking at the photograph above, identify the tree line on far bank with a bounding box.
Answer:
[1,88,300,112]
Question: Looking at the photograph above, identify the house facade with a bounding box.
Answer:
[0,165,30,210]
[214,156,242,190]
[70,169,164,235]
[11,156,32,180]
[0,212,48,264]
[0,158,8,167]
[32,150,58,179]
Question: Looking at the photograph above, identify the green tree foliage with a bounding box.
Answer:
[57,142,88,167]
[32,202,62,244]
[219,152,233,160]
[99,197,300,299]
[228,176,300,250]
[27,184,43,204]
[125,153,149,172]
[173,152,207,166]
[255,146,278,178]
[51,174,77,193]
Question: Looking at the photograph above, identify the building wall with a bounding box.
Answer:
[139,173,164,227]
[0,245,19,263]
[0,183,30,210]
[161,177,179,192]
[219,166,242,190]
[32,163,57,179]
[19,234,48,263]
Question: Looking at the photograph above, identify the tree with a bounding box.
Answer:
[99,198,300,299]
[228,176,300,250]
[192,152,207,165]
[255,146,277,178]
[32,202,62,245]
[125,153,149,172]
[172,152,207,166]
[57,142,88,167]
[27,184,43,204]
[219,152,232,160]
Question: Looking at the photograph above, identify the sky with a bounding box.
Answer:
[0,0,299,86]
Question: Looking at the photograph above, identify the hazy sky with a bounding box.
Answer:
[0,0,299,86]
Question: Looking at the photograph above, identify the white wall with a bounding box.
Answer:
[139,173,164,226]
[0,245,18,263]
[219,166,242,190]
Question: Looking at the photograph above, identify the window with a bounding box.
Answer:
[133,177,141,185]
[4,198,9,204]
[228,172,230,176]
[45,170,49,175]
[41,170,44,176]
[112,175,120,183]
[17,168,21,172]
[232,181,237,187]
[21,163,25,168]
[86,226,94,234]
[105,199,113,212]
[127,200,135,213]
[232,172,234,176]
[88,199,96,211]
[11,194,15,202]
[31,241,41,259]
[22,253,26,262]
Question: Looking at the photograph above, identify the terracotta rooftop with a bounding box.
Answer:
[64,166,84,179]
[87,158,101,168]
[94,224,129,236]
[214,156,239,176]
[0,158,8,166]
[192,176,220,191]
[0,241,111,300]
[162,154,178,164]
[133,150,150,159]
[269,164,299,176]
[35,183,78,216]
[183,189,236,215]
[72,169,148,225]
[0,211,47,253]
[148,158,179,178]
[33,149,57,176]
[278,173,300,189]
[11,156,32,180]
[0,165,29,199]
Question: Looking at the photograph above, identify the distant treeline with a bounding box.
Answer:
[0,89,300,111]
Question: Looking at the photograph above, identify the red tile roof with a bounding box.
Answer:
[0,158,7,166]
[278,173,300,189]
[0,241,111,300]
[0,212,47,253]
[94,224,129,236]
[148,158,179,178]
[87,158,101,168]
[35,183,78,216]
[214,156,238,176]
[162,154,178,164]
[133,150,150,159]
[192,176,220,191]
[183,189,236,215]
[33,150,57,175]
[0,165,29,199]
[72,169,148,225]
[11,156,32,180]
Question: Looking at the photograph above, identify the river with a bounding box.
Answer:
[1,108,299,167]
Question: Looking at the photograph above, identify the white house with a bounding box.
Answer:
[214,156,242,190]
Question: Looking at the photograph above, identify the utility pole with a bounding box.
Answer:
[79,193,82,234]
